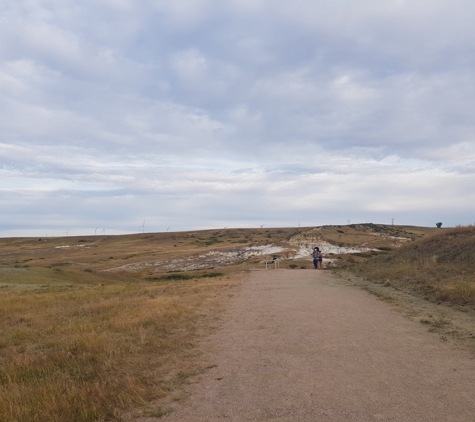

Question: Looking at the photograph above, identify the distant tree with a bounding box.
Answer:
[436,222,443,228]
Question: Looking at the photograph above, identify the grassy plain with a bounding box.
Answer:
[0,230,261,422]
[0,266,238,422]
[0,227,312,421]
[0,223,456,421]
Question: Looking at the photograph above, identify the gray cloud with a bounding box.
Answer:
[1,0,474,236]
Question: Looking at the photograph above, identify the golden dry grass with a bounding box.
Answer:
[0,223,442,421]
[346,225,475,306]
[0,266,237,422]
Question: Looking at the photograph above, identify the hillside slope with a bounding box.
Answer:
[0,224,437,277]
[347,226,475,306]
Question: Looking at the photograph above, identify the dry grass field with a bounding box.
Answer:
[0,266,240,422]
[0,223,448,421]
[0,230,254,422]
[1,227,312,422]
[346,225,475,306]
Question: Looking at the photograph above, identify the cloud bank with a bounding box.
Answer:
[1,0,474,236]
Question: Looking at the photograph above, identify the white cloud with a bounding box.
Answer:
[1,0,475,236]
[170,49,208,82]
[151,0,217,27]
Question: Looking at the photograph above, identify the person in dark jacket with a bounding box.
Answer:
[312,247,320,269]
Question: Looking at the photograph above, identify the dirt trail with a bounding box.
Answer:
[159,269,475,422]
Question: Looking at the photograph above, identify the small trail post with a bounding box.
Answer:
[265,255,280,270]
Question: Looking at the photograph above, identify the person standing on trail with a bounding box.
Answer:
[312,247,320,269]
[318,251,323,269]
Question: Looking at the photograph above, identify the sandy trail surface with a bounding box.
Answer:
[161,269,475,421]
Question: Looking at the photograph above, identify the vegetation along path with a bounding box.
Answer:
[156,269,475,422]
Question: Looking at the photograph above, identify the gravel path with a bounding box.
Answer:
[161,269,475,421]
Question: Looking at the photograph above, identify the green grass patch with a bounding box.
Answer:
[147,272,224,282]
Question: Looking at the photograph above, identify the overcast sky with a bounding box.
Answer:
[1,0,474,237]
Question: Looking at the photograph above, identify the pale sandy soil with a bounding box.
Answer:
[146,269,475,421]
